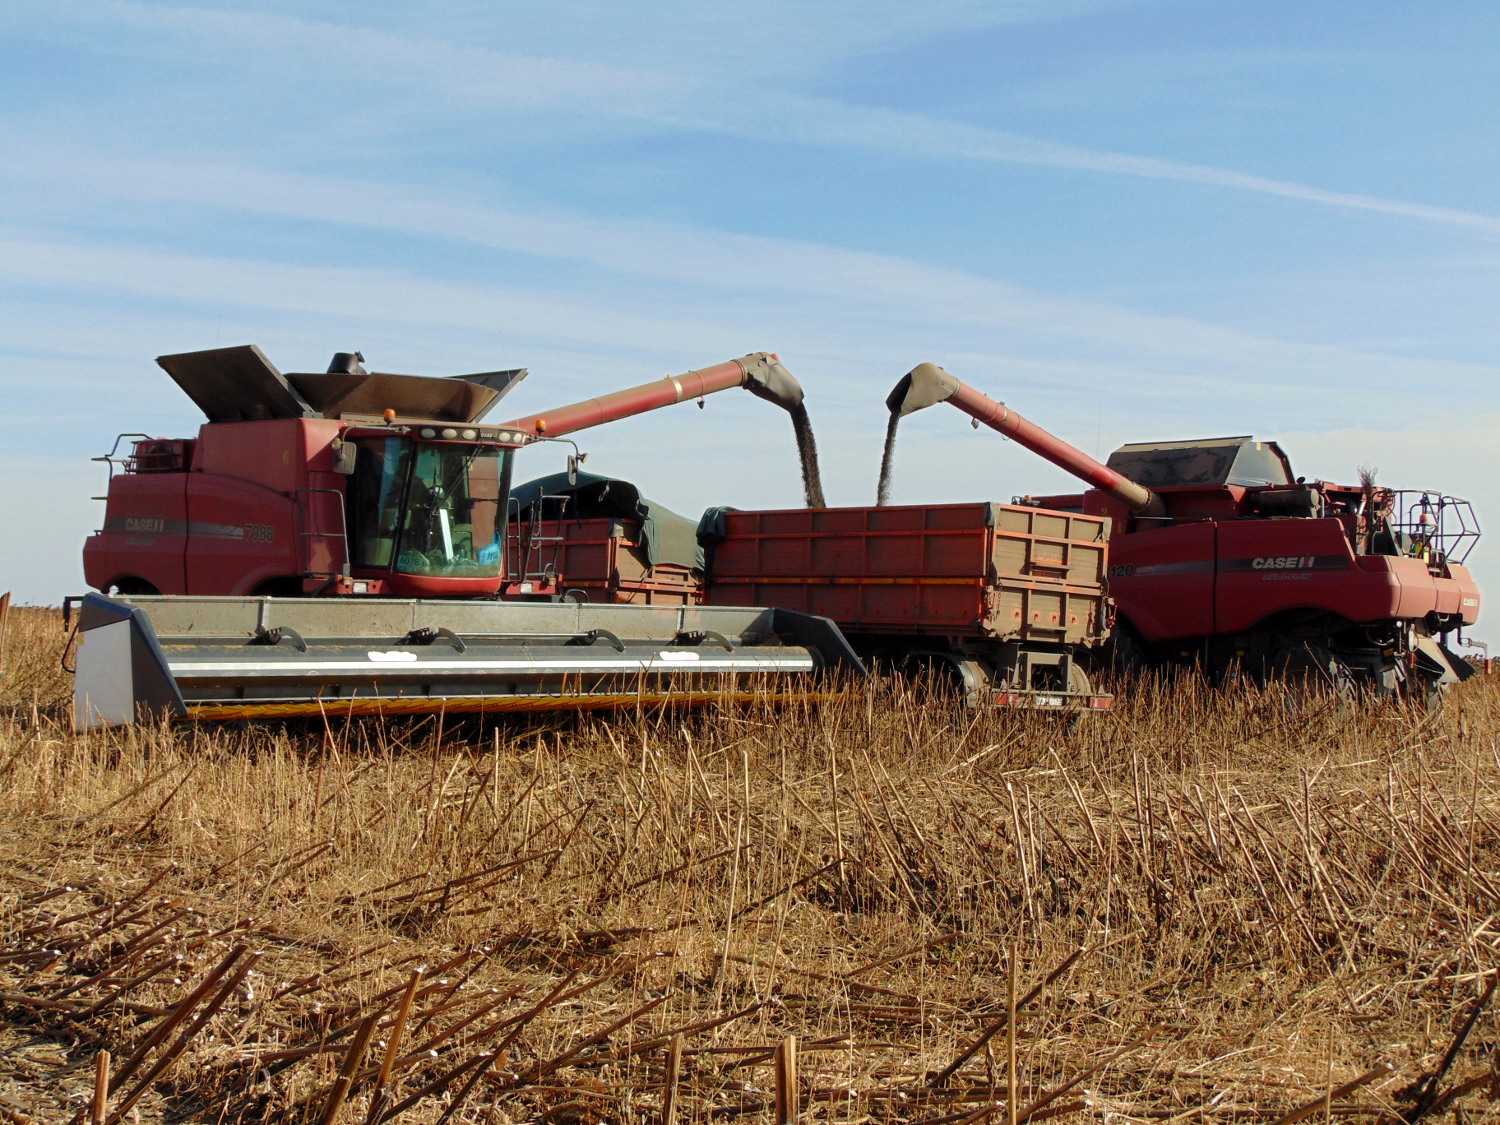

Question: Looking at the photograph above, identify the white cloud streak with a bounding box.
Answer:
[706,95,1500,238]
[3,142,1496,402]
[13,3,1500,239]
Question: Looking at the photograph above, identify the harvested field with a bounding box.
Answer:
[3,606,1500,1124]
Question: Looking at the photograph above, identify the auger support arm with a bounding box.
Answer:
[503,353,804,439]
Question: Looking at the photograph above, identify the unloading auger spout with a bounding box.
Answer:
[501,352,806,437]
[886,362,1164,518]
[505,353,824,508]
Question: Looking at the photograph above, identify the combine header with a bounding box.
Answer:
[70,593,855,727]
[72,346,859,728]
[886,362,1482,704]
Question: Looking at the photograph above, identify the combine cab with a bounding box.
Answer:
[886,362,1482,704]
[72,346,861,727]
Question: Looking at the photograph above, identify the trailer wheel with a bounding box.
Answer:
[1061,663,1095,737]
[887,653,988,708]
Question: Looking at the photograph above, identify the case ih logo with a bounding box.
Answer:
[123,517,165,533]
[1251,555,1316,570]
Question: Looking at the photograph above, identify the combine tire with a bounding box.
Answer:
[1108,622,1150,679]
[108,578,159,596]
[1401,670,1446,714]
[1270,639,1354,700]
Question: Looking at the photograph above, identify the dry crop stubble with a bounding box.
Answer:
[2,609,1500,1123]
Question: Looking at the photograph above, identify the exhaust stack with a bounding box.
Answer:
[886,362,1164,517]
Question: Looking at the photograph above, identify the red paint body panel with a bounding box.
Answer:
[182,475,302,595]
[82,471,189,593]
[1106,523,1215,644]
[1213,519,1366,634]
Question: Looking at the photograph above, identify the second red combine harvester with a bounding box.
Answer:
[885,362,1482,705]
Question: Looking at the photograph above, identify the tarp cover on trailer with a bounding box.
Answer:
[511,472,705,571]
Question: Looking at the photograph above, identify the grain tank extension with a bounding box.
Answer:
[887,362,1481,704]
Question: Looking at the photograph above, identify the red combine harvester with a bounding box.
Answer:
[70,346,862,728]
[886,362,1482,704]
[85,345,814,600]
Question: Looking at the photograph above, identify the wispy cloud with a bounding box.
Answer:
[1,196,1493,410]
[13,3,1499,239]
[706,94,1500,238]
[18,1,684,113]
[0,234,732,355]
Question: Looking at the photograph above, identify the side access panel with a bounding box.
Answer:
[184,419,339,594]
[1215,519,1373,634]
[184,476,305,594]
[84,472,189,594]
[1108,521,1216,644]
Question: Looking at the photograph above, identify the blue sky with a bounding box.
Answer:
[1,0,1496,642]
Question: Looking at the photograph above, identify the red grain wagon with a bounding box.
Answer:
[706,502,1112,710]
